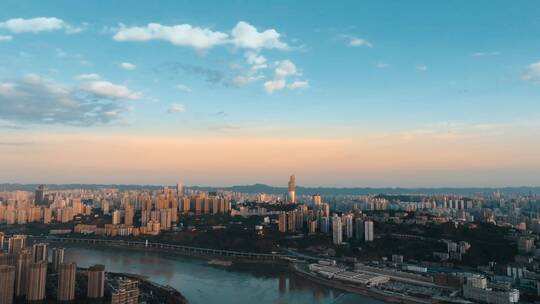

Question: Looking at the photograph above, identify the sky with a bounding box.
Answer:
[0,1,540,187]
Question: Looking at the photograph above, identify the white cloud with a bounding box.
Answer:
[349,37,372,47]
[0,35,12,41]
[82,81,142,100]
[263,60,308,93]
[0,75,130,126]
[120,62,136,70]
[287,80,309,90]
[75,73,101,81]
[113,21,288,51]
[377,62,389,68]
[340,34,372,47]
[264,79,286,93]
[0,17,83,34]
[175,84,192,92]
[245,51,267,70]
[416,65,428,71]
[522,62,540,81]
[231,21,288,50]
[113,23,229,50]
[472,51,500,57]
[275,60,299,78]
[233,74,264,86]
[168,103,185,113]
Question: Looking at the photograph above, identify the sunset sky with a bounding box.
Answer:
[1,1,540,187]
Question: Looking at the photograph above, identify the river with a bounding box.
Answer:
[62,246,384,304]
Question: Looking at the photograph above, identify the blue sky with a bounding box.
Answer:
[0,1,539,186]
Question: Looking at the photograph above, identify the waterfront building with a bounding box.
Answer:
[364,220,374,242]
[0,265,15,304]
[51,247,65,271]
[32,243,48,262]
[112,210,121,225]
[57,262,77,301]
[111,278,139,304]
[124,206,134,226]
[15,249,31,297]
[463,275,519,304]
[27,261,47,301]
[332,215,342,245]
[87,264,105,299]
[8,235,26,254]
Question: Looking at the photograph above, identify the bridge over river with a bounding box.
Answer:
[29,236,315,261]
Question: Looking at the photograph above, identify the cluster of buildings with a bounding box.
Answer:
[0,234,106,303]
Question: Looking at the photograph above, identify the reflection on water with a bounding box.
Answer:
[63,246,383,304]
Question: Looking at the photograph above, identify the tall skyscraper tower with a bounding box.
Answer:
[0,265,15,304]
[176,183,184,197]
[57,262,77,302]
[35,185,46,205]
[51,248,65,271]
[332,215,342,245]
[287,175,296,204]
[87,264,105,299]
[364,220,374,242]
[27,261,47,301]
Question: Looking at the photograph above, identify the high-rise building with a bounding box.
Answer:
[15,249,31,297]
[112,210,121,225]
[87,264,105,299]
[27,261,47,301]
[322,203,330,217]
[124,206,134,226]
[320,216,330,234]
[312,194,322,206]
[364,220,374,242]
[354,218,364,241]
[8,235,26,254]
[32,243,48,263]
[51,248,65,271]
[287,212,296,232]
[343,214,354,239]
[0,265,15,304]
[111,278,139,304]
[35,185,46,205]
[332,215,342,245]
[176,183,184,197]
[287,175,296,204]
[57,262,77,302]
[278,213,287,232]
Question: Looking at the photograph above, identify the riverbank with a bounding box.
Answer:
[290,263,434,304]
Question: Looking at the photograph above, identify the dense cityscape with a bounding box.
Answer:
[0,176,539,303]
[2,1,540,304]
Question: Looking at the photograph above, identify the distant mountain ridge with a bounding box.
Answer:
[1,183,538,196]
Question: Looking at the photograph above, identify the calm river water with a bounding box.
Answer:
[63,246,384,304]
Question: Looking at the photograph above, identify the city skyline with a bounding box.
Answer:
[1,1,540,187]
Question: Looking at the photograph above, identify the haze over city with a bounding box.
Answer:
[1,1,539,187]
